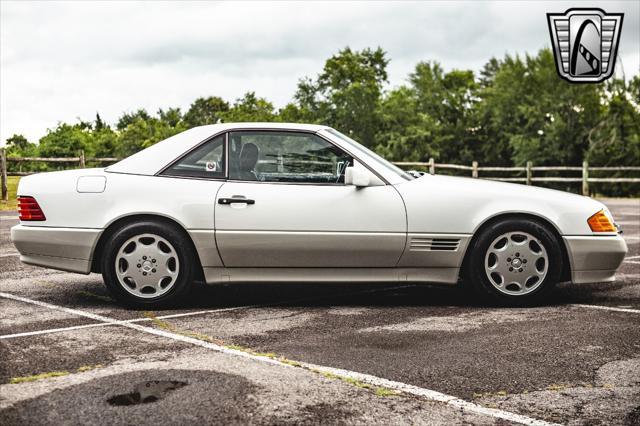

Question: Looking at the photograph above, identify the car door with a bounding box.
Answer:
[158,133,227,269]
[214,130,406,268]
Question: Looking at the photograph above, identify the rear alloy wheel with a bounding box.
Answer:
[115,233,180,299]
[465,219,562,306]
[101,221,195,308]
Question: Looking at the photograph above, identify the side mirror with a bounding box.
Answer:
[345,166,370,187]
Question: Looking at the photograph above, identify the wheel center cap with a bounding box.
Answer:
[142,260,152,271]
[511,258,522,268]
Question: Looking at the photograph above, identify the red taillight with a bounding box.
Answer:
[17,196,46,221]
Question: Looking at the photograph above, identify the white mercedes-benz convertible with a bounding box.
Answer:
[11,123,627,307]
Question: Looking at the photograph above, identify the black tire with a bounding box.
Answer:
[101,220,197,309]
[463,218,563,306]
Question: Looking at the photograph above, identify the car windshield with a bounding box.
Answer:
[325,129,414,181]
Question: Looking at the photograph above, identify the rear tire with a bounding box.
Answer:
[463,218,562,306]
[101,221,196,308]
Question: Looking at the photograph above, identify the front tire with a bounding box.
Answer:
[463,218,563,306]
[101,221,196,308]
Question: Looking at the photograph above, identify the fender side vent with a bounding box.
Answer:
[410,238,460,251]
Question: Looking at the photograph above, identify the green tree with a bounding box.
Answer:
[376,62,479,164]
[375,86,440,162]
[277,102,313,123]
[5,134,31,152]
[410,62,478,163]
[294,47,389,147]
[94,113,107,131]
[116,109,151,131]
[4,134,42,173]
[116,116,184,157]
[38,123,94,158]
[476,49,602,166]
[158,107,183,128]
[114,107,187,157]
[586,76,640,195]
[91,127,119,159]
[183,96,229,128]
[221,92,277,122]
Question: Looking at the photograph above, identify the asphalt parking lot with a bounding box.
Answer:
[0,198,638,425]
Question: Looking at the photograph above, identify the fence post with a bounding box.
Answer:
[428,157,435,175]
[526,161,532,185]
[79,150,86,168]
[472,161,478,178]
[1,148,7,202]
[582,161,589,196]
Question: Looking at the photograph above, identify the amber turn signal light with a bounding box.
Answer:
[587,210,615,232]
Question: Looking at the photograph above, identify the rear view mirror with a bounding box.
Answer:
[345,166,370,187]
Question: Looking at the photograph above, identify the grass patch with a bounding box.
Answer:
[77,364,103,373]
[375,387,401,397]
[10,371,69,384]
[315,370,400,397]
[317,370,338,380]
[546,383,569,391]
[343,377,372,389]
[225,344,246,351]
[143,311,173,330]
[0,176,19,211]
[182,330,224,345]
[143,311,225,345]
[280,359,302,368]
[225,344,280,360]
[10,364,104,384]
[78,290,113,303]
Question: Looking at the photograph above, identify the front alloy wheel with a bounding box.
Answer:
[465,218,562,305]
[484,231,548,296]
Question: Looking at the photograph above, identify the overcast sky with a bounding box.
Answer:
[1,0,638,146]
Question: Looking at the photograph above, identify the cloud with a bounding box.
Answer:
[1,0,638,144]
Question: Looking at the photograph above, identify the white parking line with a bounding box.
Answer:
[624,260,640,265]
[626,255,640,260]
[0,284,415,340]
[299,364,557,426]
[0,291,556,426]
[573,304,640,314]
[0,305,256,340]
[1,321,118,339]
[0,252,19,258]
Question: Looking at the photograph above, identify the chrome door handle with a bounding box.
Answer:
[218,197,255,205]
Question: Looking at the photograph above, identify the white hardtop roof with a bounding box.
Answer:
[106,123,330,176]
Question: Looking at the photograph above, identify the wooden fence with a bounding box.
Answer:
[0,149,119,202]
[1,148,639,201]
[395,158,640,196]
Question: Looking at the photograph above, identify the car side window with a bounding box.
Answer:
[161,134,225,179]
[228,131,353,184]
